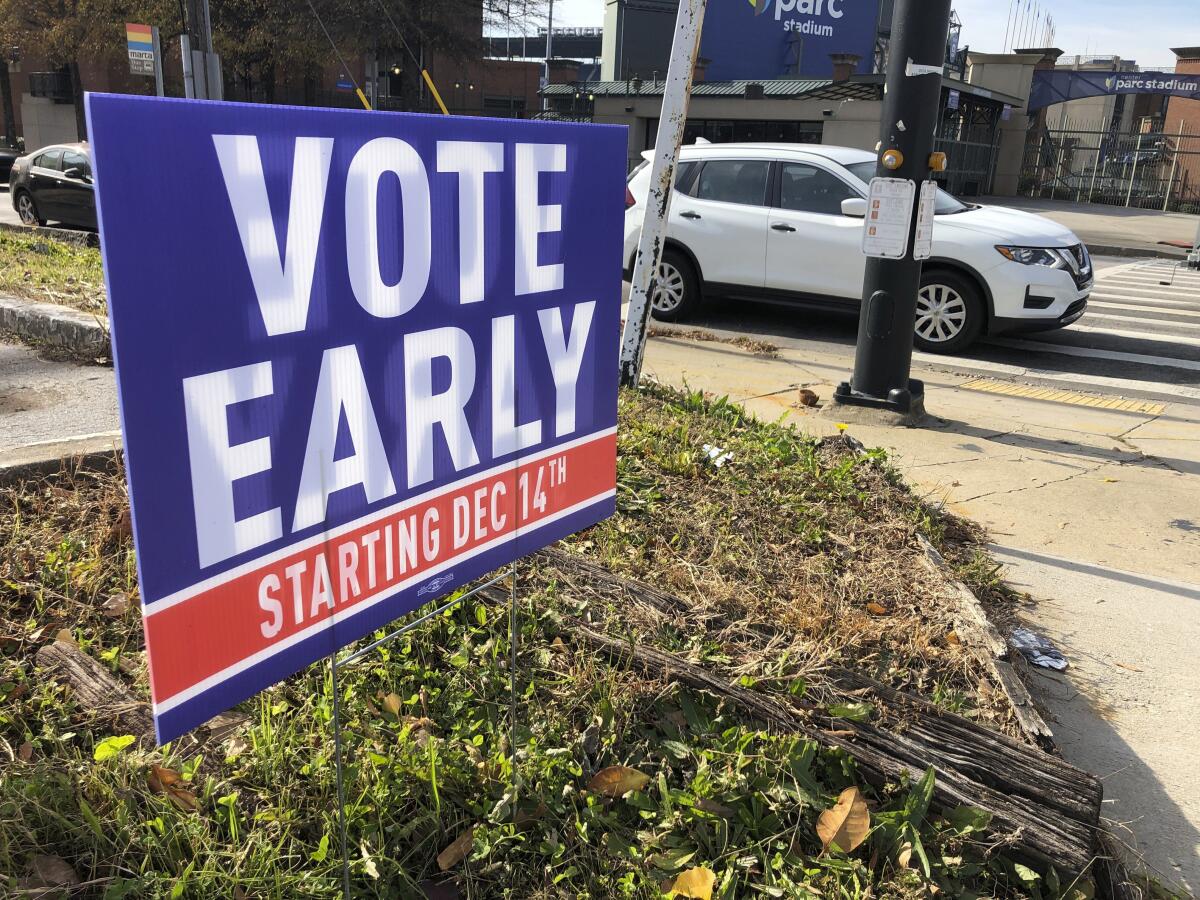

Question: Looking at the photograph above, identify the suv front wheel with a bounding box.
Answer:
[913,269,985,354]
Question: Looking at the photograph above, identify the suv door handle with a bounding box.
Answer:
[679,211,701,220]
[771,223,796,232]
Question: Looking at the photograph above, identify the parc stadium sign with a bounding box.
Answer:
[1029,69,1200,112]
[86,94,625,744]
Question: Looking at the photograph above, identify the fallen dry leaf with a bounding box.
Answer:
[147,765,200,813]
[866,601,888,616]
[381,692,403,718]
[25,854,81,889]
[225,735,250,760]
[101,592,131,617]
[817,786,870,854]
[946,630,962,646]
[110,509,133,541]
[18,741,33,762]
[667,866,716,899]
[587,765,652,797]
[360,841,380,879]
[797,388,819,408]
[437,826,476,871]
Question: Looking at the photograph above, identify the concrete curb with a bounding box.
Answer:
[830,431,1057,749]
[1087,242,1187,260]
[0,220,99,248]
[0,294,109,358]
[0,431,122,485]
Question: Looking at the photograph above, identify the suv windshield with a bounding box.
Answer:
[845,161,971,214]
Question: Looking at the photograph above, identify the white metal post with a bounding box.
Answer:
[542,0,554,112]
[1164,120,1183,212]
[1087,140,1100,202]
[1125,131,1143,207]
[181,35,195,98]
[618,0,707,388]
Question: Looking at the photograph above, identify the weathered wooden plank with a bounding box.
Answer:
[565,619,1101,877]
[914,533,1056,749]
[35,640,245,766]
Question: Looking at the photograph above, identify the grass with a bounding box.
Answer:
[0,385,1084,898]
[0,231,106,316]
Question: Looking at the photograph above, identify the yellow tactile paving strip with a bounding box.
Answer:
[958,378,1166,415]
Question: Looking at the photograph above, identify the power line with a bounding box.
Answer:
[305,0,372,109]
[372,0,450,113]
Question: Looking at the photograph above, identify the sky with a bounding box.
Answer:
[506,0,1199,71]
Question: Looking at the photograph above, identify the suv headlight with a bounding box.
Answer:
[995,246,1068,268]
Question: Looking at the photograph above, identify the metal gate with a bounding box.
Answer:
[933,94,1002,196]
[1020,123,1200,213]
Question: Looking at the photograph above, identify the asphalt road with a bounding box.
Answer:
[652,256,1200,407]
[0,185,21,226]
[2,255,1197,453]
[0,339,117,453]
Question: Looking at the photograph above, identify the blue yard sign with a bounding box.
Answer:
[85,94,626,744]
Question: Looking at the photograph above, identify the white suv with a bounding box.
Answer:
[624,143,1093,353]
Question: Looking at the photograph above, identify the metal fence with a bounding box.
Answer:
[933,95,1002,197]
[1020,122,1200,213]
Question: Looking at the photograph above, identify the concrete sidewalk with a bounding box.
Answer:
[981,195,1199,258]
[641,332,1200,889]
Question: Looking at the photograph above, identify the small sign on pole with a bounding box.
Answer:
[126,23,156,74]
[85,94,627,744]
[127,23,164,95]
[913,180,937,260]
[862,177,916,260]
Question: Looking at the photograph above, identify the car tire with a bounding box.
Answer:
[913,269,985,354]
[15,190,43,227]
[648,249,701,322]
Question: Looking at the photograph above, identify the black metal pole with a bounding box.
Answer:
[833,0,952,417]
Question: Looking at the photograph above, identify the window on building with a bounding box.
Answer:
[777,163,858,215]
[482,96,526,117]
[693,159,770,206]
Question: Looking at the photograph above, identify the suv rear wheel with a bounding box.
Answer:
[649,249,701,322]
[914,269,985,354]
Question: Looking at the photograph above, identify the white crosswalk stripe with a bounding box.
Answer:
[981,258,1200,393]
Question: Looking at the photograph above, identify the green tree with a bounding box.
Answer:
[0,0,179,138]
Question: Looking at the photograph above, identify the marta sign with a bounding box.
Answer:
[86,95,626,744]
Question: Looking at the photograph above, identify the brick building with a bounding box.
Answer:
[1164,47,1200,203]
[1,2,557,152]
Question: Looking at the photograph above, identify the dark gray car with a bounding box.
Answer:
[8,142,95,229]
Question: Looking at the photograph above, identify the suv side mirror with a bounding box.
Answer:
[841,198,868,218]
